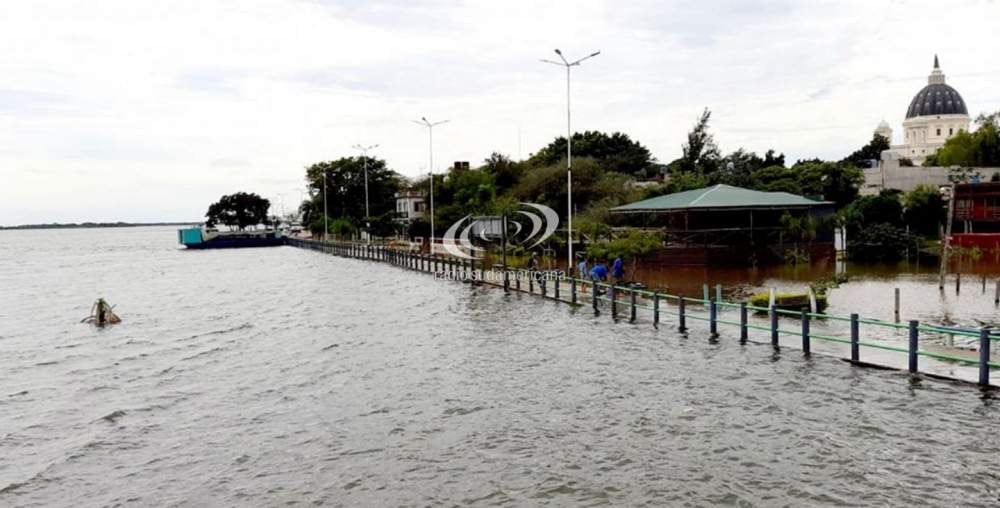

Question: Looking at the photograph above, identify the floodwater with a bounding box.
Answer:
[2,227,1000,506]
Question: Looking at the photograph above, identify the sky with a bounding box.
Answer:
[1,0,998,225]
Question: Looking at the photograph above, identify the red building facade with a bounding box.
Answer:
[951,182,1000,250]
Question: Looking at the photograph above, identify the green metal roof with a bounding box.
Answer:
[610,184,832,213]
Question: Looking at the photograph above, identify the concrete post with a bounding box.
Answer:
[801,310,810,355]
[709,299,717,336]
[653,292,660,327]
[678,297,687,332]
[770,306,779,346]
[610,286,618,319]
[739,302,748,343]
[850,313,860,362]
[630,289,637,323]
[979,328,991,386]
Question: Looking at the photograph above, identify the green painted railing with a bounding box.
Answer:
[287,238,997,387]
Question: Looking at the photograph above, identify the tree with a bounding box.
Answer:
[930,112,1000,167]
[678,108,721,175]
[527,131,655,178]
[794,161,864,208]
[205,192,270,230]
[304,157,403,226]
[481,152,523,193]
[903,185,945,237]
[513,157,639,220]
[842,133,890,168]
[841,190,904,233]
[847,223,919,262]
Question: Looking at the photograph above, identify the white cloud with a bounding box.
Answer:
[1,0,998,224]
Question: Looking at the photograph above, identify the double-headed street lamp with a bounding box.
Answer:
[353,143,379,243]
[413,117,449,249]
[540,48,600,273]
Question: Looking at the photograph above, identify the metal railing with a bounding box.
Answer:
[287,238,997,387]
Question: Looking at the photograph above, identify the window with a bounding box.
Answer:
[936,128,941,136]
[949,128,953,135]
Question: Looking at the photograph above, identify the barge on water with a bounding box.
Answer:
[178,227,285,249]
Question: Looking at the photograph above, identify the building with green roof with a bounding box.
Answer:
[610,184,836,265]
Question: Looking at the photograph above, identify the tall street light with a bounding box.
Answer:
[540,48,600,273]
[413,117,449,250]
[322,170,328,242]
[353,143,379,243]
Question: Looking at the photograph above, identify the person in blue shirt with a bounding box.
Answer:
[611,255,625,282]
[577,255,588,278]
[590,260,608,281]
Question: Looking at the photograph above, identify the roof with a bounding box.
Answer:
[906,56,968,119]
[610,184,832,213]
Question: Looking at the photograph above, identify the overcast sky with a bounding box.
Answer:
[2,0,998,225]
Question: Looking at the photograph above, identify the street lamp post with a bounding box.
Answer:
[540,48,600,274]
[322,171,328,242]
[413,117,449,252]
[353,143,379,243]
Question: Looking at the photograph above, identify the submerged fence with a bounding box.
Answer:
[288,238,998,387]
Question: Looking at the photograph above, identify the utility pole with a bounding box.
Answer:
[353,143,379,243]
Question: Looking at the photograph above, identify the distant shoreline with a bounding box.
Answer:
[0,222,199,231]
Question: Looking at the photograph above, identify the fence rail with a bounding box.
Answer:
[287,238,997,387]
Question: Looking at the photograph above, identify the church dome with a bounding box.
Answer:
[905,56,968,119]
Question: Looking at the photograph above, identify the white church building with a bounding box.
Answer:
[877,55,971,165]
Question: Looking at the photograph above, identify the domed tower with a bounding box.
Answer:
[874,119,893,142]
[899,55,971,164]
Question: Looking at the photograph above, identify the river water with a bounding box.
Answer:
[2,227,1000,506]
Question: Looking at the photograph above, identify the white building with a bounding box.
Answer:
[394,190,426,223]
[879,55,971,165]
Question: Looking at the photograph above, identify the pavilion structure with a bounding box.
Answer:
[610,184,836,265]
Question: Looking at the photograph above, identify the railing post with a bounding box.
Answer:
[630,289,637,323]
[850,313,860,362]
[980,328,991,386]
[610,286,618,319]
[739,302,748,343]
[678,297,687,332]
[908,320,919,374]
[801,311,811,355]
[653,292,660,327]
[770,305,779,346]
[709,299,717,336]
[571,278,577,304]
[592,281,599,314]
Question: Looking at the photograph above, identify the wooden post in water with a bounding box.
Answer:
[979,328,991,386]
[894,288,900,323]
[516,271,521,291]
[571,278,577,304]
[554,278,560,301]
[678,297,687,332]
[653,292,660,327]
[801,311,810,355]
[956,272,961,294]
[709,299,717,336]
[739,302,748,343]
[528,272,534,293]
[983,275,987,293]
[908,320,919,374]
[770,305,779,346]
[939,183,955,290]
[630,290,637,323]
[541,279,547,298]
[995,279,999,305]
[850,313,860,362]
